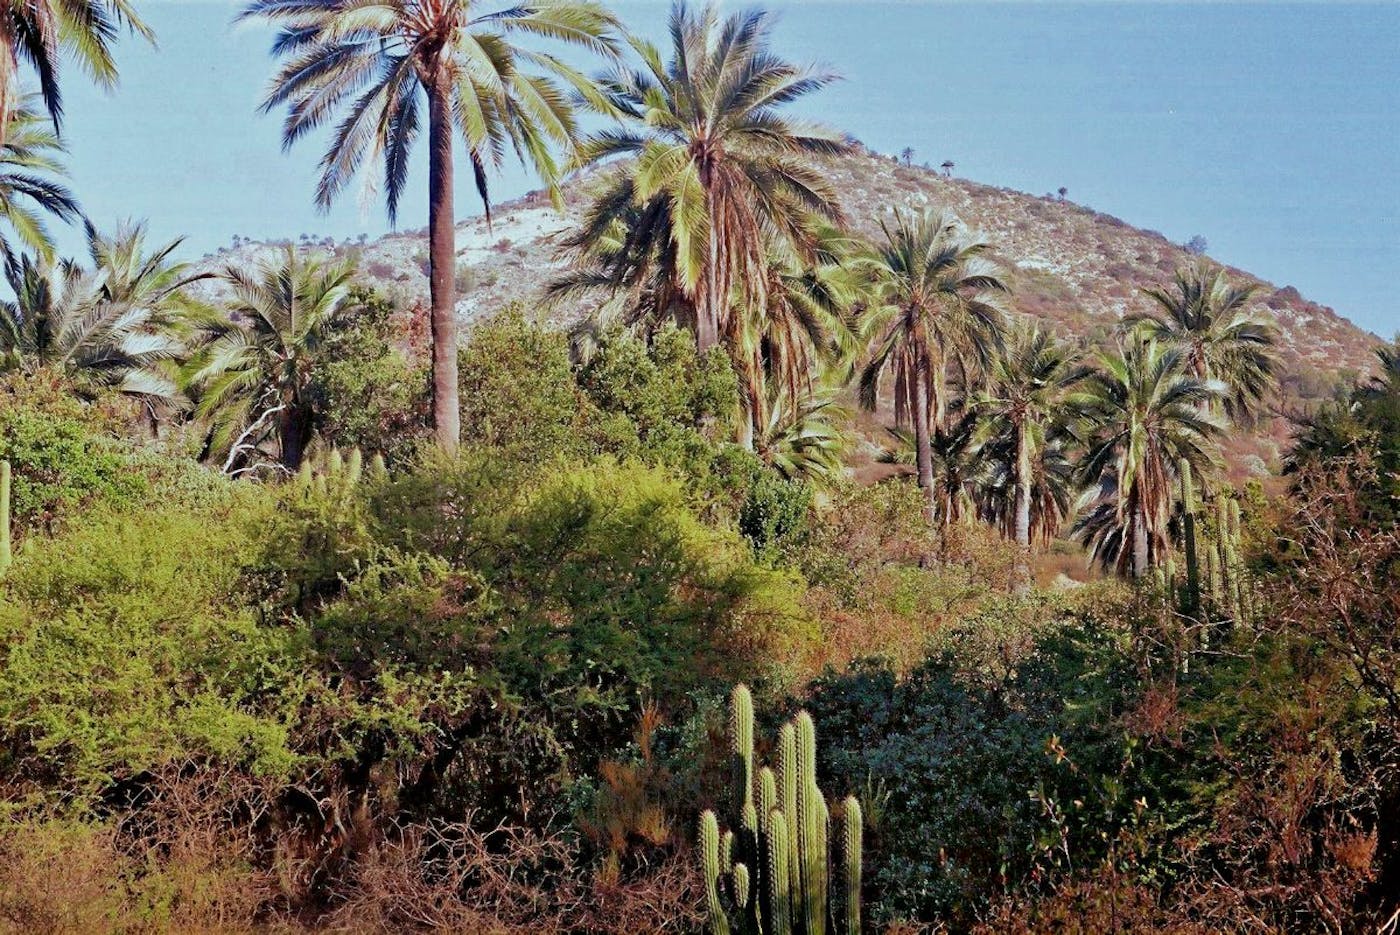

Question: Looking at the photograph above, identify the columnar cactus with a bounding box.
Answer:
[0,460,11,577]
[839,798,862,935]
[701,810,732,935]
[699,686,862,935]
[1178,459,1200,617]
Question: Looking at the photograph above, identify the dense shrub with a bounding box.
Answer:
[0,373,147,532]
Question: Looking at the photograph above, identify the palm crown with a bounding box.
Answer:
[0,223,203,406]
[1127,264,1279,422]
[0,98,80,262]
[0,0,152,142]
[183,250,355,471]
[569,2,849,354]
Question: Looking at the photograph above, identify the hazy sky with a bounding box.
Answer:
[52,1,1400,335]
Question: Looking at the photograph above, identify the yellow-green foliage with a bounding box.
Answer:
[0,492,299,797]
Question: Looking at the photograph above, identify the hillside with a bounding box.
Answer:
[198,148,1380,471]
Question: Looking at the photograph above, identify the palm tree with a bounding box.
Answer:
[243,0,621,454]
[857,208,1008,520]
[754,384,849,487]
[973,322,1088,549]
[0,0,152,144]
[183,250,354,472]
[0,225,205,407]
[735,228,860,446]
[1070,335,1224,578]
[979,434,1076,549]
[881,410,984,528]
[1126,263,1278,422]
[568,2,848,358]
[0,98,80,262]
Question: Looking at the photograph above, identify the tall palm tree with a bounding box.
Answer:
[0,0,152,144]
[857,208,1008,520]
[243,0,621,454]
[734,227,860,446]
[183,250,355,471]
[0,97,80,262]
[881,410,984,528]
[1126,263,1279,422]
[978,434,1076,548]
[568,2,848,359]
[1070,335,1223,578]
[973,322,1088,549]
[0,225,204,406]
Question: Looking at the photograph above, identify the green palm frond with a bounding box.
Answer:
[1069,334,1225,576]
[1126,262,1279,423]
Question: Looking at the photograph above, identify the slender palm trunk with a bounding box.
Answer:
[697,210,721,353]
[1132,504,1150,578]
[1013,422,1033,592]
[0,40,15,148]
[913,363,936,523]
[426,70,460,454]
[1013,425,1032,548]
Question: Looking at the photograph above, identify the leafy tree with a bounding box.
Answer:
[857,209,1008,520]
[564,2,848,366]
[973,323,1088,550]
[311,286,429,463]
[184,249,355,471]
[1126,263,1278,422]
[243,0,621,454]
[1071,335,1223,577]
[0,0,151,144]
[0,98,80,262]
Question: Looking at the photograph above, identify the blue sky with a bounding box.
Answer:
[53,1,1400,335]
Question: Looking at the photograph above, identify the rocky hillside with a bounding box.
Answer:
[198,148,1380,471]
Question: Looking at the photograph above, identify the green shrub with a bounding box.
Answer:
[0,374,147,533]
[457,308,604,467]
[0,494,299,796]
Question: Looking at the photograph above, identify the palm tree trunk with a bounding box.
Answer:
[1014,426,1032,548]
[0,39,16,148]
[1132,505,1150,578]
[1013,424,1032,592]
[426,70,460,454]
[697,212,721,353]
[913,365,936,523]
[280,406,307,470]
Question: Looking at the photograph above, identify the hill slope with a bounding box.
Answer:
[199,148,1380,469]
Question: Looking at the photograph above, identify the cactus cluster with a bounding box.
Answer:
[293,446,387,493]
[1173,459,1253,626]
[699,685,862,935]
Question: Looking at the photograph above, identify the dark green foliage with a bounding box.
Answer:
[804,596,1170,928]
[739,472,812,565]
[312,286,428,464]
